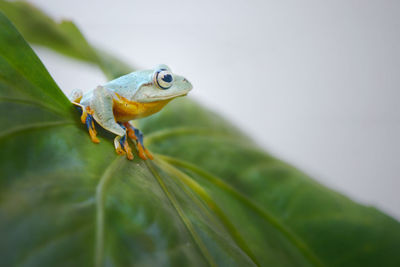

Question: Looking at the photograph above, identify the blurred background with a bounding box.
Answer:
[27,0,399,219]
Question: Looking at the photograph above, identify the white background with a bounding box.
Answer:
[28,0,400,219]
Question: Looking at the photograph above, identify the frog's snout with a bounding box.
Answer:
[181,77,193,93]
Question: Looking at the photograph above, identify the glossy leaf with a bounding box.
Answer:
[0,3,400,267]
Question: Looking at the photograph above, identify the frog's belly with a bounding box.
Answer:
[112,96,171,122]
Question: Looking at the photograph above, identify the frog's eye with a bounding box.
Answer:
[154,69,174,89]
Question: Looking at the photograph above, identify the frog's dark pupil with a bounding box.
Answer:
[162,74,173,83]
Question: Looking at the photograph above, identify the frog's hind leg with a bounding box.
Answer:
[84,106,100,143]
[69,89,89,124]
[124,122,154,160]
[76,104,100,144]
[69,89,100,144]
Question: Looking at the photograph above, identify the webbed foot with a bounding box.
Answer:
[74,103,100,144]
[84,106,100,143]
[124,122,154,160]
[114,135,134,160]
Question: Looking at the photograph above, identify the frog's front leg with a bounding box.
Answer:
[123,122,154,160]
[91,86,134,160]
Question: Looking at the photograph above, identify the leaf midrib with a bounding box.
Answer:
[158,154,325,267]
[155,157,260,267]
[145,160,217,267]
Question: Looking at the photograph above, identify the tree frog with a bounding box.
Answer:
[69,64,192,160]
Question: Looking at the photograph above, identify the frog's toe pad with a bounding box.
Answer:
[144,148,154,160]
[114,136,134,160]
[136,142,147,160]
[124,143,134,161]
[89,128,100,143]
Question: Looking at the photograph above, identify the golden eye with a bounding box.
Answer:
[154,69,174,89]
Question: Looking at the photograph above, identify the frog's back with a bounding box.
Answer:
[104,70,152,98]
[79,71,144,106]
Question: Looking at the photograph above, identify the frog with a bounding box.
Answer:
[69,64,192,160]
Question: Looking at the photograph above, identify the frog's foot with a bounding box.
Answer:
[114,135,134,160]
[71,100,100,143]
[123,122,153,160]
[84,106,100,144]
[70,96,87,125]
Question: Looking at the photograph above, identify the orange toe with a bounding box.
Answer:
[144,148,154,160]
[123,141,134,160]
[128,130,137,140]
[125,125,137,140]
[137,142,147,160]
[115,146,125,155]
[80,111,87,124]
[88,128,100,143]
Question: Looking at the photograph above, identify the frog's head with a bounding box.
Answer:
[133,64,192,103]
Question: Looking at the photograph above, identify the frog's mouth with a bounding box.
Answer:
[136,88,190,102]
[157,92,189,99]
[139,92,188,102]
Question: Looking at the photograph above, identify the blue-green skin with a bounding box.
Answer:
[69,64,192,155]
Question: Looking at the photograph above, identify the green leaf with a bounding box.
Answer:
[1,3,400,267]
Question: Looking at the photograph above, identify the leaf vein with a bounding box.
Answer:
[158,154,325,267]
[145,160,217,267]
